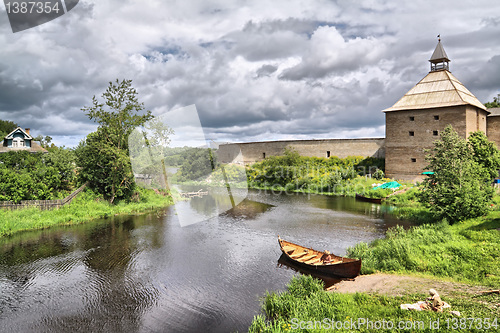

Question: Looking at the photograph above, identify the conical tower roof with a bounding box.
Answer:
[429,40,450,63]
[383,70,487,112]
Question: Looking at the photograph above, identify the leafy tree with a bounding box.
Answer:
[76,79,154,203]
[468,131,500,179]
[45,147,77,190]
[0,151,66,203]
[33,135,54,149]
[82,79,153,152]
[128,117,174,175]
[484,93,500,108]
[420,126,493,223]
[0,119,18,138]
[77,132,135,202]
[177,148,217,182]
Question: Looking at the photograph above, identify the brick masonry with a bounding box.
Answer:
[384,105,488,180]
[217,138,385,165]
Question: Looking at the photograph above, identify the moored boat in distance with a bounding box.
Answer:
[278,237,361,279]
[355,193,383,204]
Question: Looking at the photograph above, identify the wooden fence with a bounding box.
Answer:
[0,183,88,211]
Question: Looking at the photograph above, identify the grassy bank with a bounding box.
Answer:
[346,216,500,287]
[0,187,173,237]
[249,275,499,333]
[249,185,499,331]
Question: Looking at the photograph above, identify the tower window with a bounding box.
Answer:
[433,130,439,136]
[434,115,439,120]
[409,116,415,121]
[411,158,417,163]
[409,131,415,136]
[262,152,266,159]
[326,151,331,158]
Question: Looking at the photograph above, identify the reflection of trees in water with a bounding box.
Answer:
[189,195,218,216]
[221,198,274,219]
[308,195,413,232]
[0,212,168,332]
[188,189,273,220]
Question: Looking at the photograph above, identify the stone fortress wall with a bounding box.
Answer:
[217,138,385,165]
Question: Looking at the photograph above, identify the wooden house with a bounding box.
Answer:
[0,127,48,153]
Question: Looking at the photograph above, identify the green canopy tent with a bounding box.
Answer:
[372,181,401,190]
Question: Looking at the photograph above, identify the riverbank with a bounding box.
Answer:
[0,187,174,237]
[248,185,500,331]
[249,275,499,333]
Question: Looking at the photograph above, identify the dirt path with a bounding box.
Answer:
[329,273,487,298]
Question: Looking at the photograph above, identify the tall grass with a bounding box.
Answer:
[249,275,499,332]
[0,188,173,237]
[347,217,500,287]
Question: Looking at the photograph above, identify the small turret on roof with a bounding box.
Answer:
[384,37,487,112]
[429,37,450,72]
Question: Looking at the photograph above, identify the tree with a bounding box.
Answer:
[484,93,500,108]
[0,151,64,203]
[0,119,18,138]
[76,79,154,203]
[468,131,500,179]
[33,135,54,149]
[82,79,153,152]
[420,126,493,223]
[177,148,216,182]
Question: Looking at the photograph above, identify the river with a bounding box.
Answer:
[0,189,411,333]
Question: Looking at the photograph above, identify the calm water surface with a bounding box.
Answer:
[0,189,411,333]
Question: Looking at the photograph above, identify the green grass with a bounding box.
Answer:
[0,187,173,237]
[249,275,500,333]
[246,176,404,198]
[346,216,500,287]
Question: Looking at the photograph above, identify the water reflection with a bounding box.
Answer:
[277,254,345,290]
[0,190,413,333]
[0,215,164,333]
[220,198,274,220]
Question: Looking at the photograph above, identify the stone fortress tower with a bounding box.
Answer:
[383,38,489,180]
[218,38,500,182]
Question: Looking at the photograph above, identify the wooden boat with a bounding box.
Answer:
[277,254,344,290]
[355,193,382,204]
[278,237,361,278]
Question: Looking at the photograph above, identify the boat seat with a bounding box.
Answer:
[297,254,316,262]
[290,250,308,258]
[304,258,321,264]
[282,246,295,253]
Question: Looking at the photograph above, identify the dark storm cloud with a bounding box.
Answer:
[0,0,499,145]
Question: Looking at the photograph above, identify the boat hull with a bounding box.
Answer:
[355,193,382,204]
[278,238,361,279]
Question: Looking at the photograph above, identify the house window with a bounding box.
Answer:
[12,138,24,147]
[262,152,266,159]
[411,158,417,163]
[326,151,331,158]
[434,115,439,120]
[409,116,415,121]
[433,130,439,136]
[409,131,415,136]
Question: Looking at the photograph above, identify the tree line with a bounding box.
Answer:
[0,79,168,204]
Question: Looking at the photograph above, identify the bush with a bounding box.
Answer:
[420,126,493,223]
[372,169,384,180]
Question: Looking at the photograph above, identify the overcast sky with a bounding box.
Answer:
[1,0,500,147]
